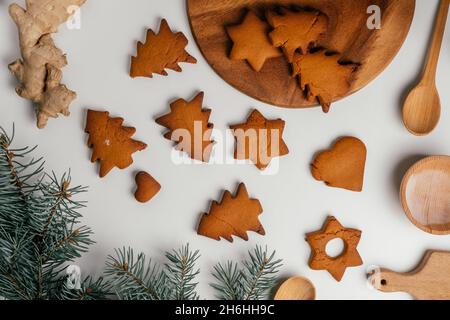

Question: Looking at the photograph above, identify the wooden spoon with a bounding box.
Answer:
[274,277,316,300]
[402,0,449,136]
[400,156,450,234]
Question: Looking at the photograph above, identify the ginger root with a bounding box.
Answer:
[9,0,87,129]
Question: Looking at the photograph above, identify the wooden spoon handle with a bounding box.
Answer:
[423,0,450,82]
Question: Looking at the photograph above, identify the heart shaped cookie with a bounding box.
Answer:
[311,137,367,192]
[134,171,161,203]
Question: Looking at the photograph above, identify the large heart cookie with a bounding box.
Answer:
[311,137,367,192]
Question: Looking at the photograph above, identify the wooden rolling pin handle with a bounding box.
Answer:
[369,268,413,293]
[423,0,450,83]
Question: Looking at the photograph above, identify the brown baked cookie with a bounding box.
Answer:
[230,109,289,170]
[306,216,363,282]
[197,183,265,242]
[130,19,197,78]
[85,110,147,178]
[311,137,367,192]
[155,92,214,163]
[292,50,358,113]
[227,10,282,72]
[134,171,161,203]
[267,7,328,62]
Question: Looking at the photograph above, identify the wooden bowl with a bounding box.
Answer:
[400,156,450,235]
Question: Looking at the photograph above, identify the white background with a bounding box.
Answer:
[0,0,449,300]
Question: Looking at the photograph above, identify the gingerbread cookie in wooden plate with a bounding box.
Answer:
[187,0,415,109]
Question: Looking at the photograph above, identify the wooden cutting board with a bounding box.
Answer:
[369,250,450,300]
[187,0,416,109]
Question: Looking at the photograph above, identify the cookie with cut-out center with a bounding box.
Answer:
[306,216,363,281]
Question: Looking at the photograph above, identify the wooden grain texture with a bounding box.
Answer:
[274,277,316,300]
[402,0,449,136]
[369,251,450,300]
[187,0,416,108]
[400,156,450,235]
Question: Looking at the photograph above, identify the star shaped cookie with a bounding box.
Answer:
[306,216,363,281]
[230,109,289,170]
[227,11,282,71]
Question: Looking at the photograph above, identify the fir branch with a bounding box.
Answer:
[165,244,200,300]
[211,262,242,300]
[0,126,95,300]
[211,246,282,301]
[241,246,282,300]
[51,276,112,300]
[105,247,168,300]
[105,245,201,300]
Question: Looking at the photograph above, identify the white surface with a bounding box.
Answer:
[0,0,449,300]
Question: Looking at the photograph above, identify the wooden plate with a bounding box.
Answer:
[187,0,416,109]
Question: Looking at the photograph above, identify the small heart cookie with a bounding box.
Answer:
[134,171,161,203]
[311,137,367,192]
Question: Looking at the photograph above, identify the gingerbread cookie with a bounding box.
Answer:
[156,92,214,162]
[311,137,367,192]
[267,8,328,62]
[198,183,265,242]
[292,50,358,113]
[227,10,282,72]
[130,19,197,78]
[85,110,147,178]
[306,216,363,281]
[230,109,289,170]
[134,171,161,203]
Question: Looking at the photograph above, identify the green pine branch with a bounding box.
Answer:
[105,245,200,300]
[0,126,106,300]
[212,246,283,300]
[165,244,200,300]
[51,276,112,300]
[105,247,168,300]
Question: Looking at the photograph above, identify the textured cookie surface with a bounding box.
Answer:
[130,19,196,78]
[312,137,367,192]
[134,171,161,203]
[227,11,282,72]
[197,183,265,242]
[85,110,147,177]
[230,109,289,170]
[292,51,358,113]
[306,216,363,281]
[267,8,328,62]
[156,92,214,162]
